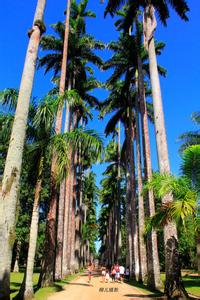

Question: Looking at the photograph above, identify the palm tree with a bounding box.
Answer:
[179,113,200,272]
[0,1,46,297]
[178,112,200,154]
[0,113,14,176]
[181,145,200,272]
[144,172,198,282]
[104,0,189,297]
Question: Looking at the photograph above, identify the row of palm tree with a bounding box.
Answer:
[0,0,196,299]
[97,0,191,298]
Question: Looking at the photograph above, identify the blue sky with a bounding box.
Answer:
[0,0,199,187]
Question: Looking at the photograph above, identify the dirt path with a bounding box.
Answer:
[48,270,156,300]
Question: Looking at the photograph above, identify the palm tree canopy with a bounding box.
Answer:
[178,111,200,154]
[181,145,200,192]
[0,88,18,111]
[144,173,197,232]
[105,0,189,27]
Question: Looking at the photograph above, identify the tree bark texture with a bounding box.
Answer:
[116,121,122,262]
[55,78,71,280]
[70,151,77,272]
[24,157,43,300]
[197,235,200,273]
[55,180,65,280]
[38,153,58,287]
[62,109,73,276]
[135,82,147,283]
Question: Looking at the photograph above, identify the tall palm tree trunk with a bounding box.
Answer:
[62,166,71,275]
[68,125,77,273]
[197,236,200,273]
[136,28,161,289]
[0,1,46,298]
[135,77,147,283]
[55,180,65,280]
[108,211,112,266]
[143,5,187,298]
[128,96,140,280]
[23,157,43,300]
[64,109,76,272]
[75,139,83,268]
[116,121,121,262]
[125,123,133,275]
[112,202,116,264]
[55,79,71,280]
[62,110,73,276]
[129,123,139,281]
[39,0,71,286]
[38,155,58,287]
[125,113,139,279]
[70,151,78,272]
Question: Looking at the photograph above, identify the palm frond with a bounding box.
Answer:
[105,108,124,136]
[181,145,200,191]
[0,88,18,111]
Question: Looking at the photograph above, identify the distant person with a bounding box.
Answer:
[111,265,116,282]
[115,263,120,282]
[87,262,93,283]
[119,264,125,282]
[101,266,106,282]
[105,269,110,283]
[125,266,130,281]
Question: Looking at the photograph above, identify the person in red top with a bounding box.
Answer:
[111,265,116,282]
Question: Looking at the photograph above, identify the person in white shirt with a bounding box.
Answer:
[119,265,125,282]
[105,269,110,283]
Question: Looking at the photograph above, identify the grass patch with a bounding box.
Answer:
[10,272,79,300]
[127,279,164,297]
[183,275,200,297]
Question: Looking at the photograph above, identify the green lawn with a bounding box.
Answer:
[10,272,79,300]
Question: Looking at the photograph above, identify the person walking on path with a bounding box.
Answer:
[115,263,120,282]
[125,266,130,282]
[111,265,116,282]
[119,265,125,282]
[105,269,110,283]
[87,262,93,283]
[101,266,106,282]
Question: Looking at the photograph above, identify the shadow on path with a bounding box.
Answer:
[123,294,166,299]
